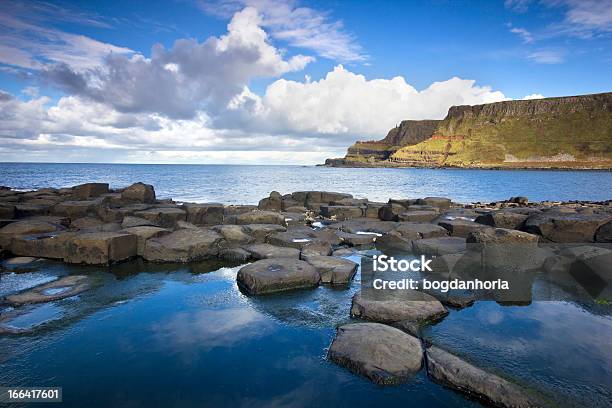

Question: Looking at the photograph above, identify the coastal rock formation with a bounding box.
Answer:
[329,323,424,384]
[426,346,538,408]
[326,92,612,169]
[236,258,320,294]
[351,291,447,325]
[143,228,223,262]
[302,255,358,284]
[326,120,440,165]
[328,323,423,385]
[4,275,91,306]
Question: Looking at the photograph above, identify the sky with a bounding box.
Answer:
[0,0,610,165]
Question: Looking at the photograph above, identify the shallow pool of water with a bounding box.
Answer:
[0,258,610,407]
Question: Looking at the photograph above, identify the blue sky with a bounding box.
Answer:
[0,0,610,164]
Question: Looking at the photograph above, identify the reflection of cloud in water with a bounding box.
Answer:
[476,307,504,325]
[429,301,612,406]
[151,307,271,353]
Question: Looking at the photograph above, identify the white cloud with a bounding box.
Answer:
[228,65,508,136]
[42,7,313,119]
[0,62,510,164]
[527,49,564,63]
[197,0,365,62]
[523,93,544,99]
[0,5,132,70]
[509,27,534,43]
[507,0,612,39]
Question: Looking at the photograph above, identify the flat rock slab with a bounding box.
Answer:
[64,232,137,265]
[394,222,448,239]
[143,228,223,263]
[337,231,377,247]
[121,226,169,256]
[475,211,529,230]
[134,207,186,228]
[212,225,254,244]
[244,243,300,259]
[236,258,320,294]
[242,224,287,242]
[329,219,397,234]
[351,291,447,325]
[236,210,286,226]
[2,256,41,273]
[303,255,358,284]
[4,275,91,306]
[328,323,423,385]
[412,237,466,256]
[426,346,538,408]
[523,212,611,243]
[438,219,489,238]
[398,210,439,223]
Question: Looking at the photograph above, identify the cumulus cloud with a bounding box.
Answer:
[42,7,313,119]
[197,0,365,62]
[226,65,508,136]
[0,3,516,164]
[0,62,509,163]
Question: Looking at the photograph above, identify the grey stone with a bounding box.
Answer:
[237,258,320,294]
[302,255,358,284]
[328,323,423,385]
[426,346,538,408]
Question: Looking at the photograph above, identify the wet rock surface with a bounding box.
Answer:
[351,290,448,325]
[3,275,91,306]
[328,323,423,385]
[426,346,539,408]
[302,255,358,284]
[236,258,320,294]
[1,183,610,406]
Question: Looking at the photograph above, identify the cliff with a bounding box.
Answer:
[327,92,612,169]
[330,120,440,164]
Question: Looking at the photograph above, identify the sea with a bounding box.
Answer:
[0,162,611,407]
[0,162,611,203]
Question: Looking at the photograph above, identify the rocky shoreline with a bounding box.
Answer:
[1,182,611,407]
[322,158,612,171]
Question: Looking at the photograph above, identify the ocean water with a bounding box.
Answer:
[0,162,611,204]
[1,162,611,407]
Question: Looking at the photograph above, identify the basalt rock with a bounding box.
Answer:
[438,219,489,237]
[242,224,287,242]
[121,182,156,203]
[351,290,447,325]
[73,183,109,200]
[320,205,364,220]
[64,231,138,265]
[143,228,223,263]
[426,346,539,408]
[236,258,320,294]
[244,243,300,259]
[134,207,186,228]
[236,210,286,226]
[412,237,467,256]
[328,323,423,385]
[258,191,283,211]
[121,226,170,256]
[4,275,91,306]
[302,255,358,284]
[475,211,529,230]
[183,203,224,225]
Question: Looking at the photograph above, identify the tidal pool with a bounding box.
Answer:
[0,257,610,407]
